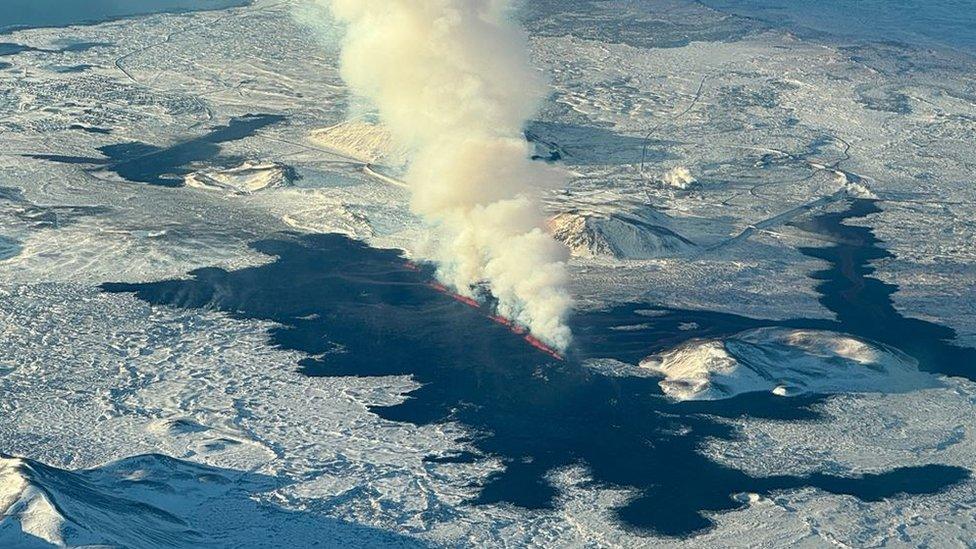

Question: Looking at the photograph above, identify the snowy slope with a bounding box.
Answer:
[641,327,938,401]
[549,207,696,259]
[0,0,974,546]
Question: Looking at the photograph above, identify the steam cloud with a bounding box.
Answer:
[326,0,573,350]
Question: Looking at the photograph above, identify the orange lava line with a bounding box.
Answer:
[428,282,481,308]
[427,280,565,361]
[523,334,565,361]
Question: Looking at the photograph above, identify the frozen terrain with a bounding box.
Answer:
[1,0,975,547]
[185,161,295,194]
[640,327,938,401]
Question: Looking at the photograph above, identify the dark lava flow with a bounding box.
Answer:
[102,198,972,536]
[794,199,976,380]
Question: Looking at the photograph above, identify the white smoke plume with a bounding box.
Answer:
[325,0,574,350]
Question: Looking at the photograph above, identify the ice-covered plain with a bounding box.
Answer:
[1,0,975,547]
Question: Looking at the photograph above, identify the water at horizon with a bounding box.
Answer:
[0,0,250,33]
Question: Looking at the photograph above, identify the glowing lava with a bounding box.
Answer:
[410,262,565,360]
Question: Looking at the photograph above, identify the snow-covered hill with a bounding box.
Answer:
[549,207,696,259]
[0,452,418,548]
[641,328,938,401]
[185,161,295,195]
[0,454,199,548]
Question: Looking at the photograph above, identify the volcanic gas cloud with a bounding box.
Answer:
[327,0,573,349]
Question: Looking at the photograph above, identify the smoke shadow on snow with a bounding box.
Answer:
[525,120,676,166]
[102,198,972,537]
[27,114,284,187]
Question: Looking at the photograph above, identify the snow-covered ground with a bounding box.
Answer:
[1,0,975,546]
[640,327,938,401]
